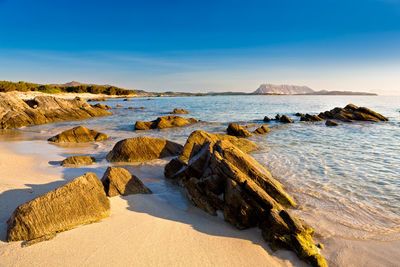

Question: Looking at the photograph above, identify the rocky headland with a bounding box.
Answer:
[0,93,112,129]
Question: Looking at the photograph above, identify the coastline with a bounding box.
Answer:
[0,142,306,267]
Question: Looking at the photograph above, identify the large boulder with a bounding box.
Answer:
[101,167,152,197]
[0,93,112,129]
[61,155,95,166]
[170,108,189,114]
[134,115,198,130]
[106,136,183,162]
[227,123,253,137]
[48,126,109,143]
[318,104,388,122]
[164,137,326,266]
[7,173,110,242]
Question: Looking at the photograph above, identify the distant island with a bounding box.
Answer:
[253,83,377,96]
[0,80,378,97]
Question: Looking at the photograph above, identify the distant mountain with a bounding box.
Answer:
[254,84,314,95]
[253,83,377,96]
[50,81,113,87]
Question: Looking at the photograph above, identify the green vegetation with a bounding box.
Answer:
[0,81,136,95]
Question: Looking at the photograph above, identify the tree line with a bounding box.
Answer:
[0,81,136,95]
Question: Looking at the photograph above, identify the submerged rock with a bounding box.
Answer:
[164,132,326,266]
[94,103,112,110]
[48,126,109,143]
[106,136,183,162]
[170,108,190,114]
[300,114,323,122]
[61,155,95,166]
[0,93,112,129]
[318,104,388,122]
[134,115,198,130]
[123,98,131,101]
[325,120,340,126]
[7,173,110,242]
[253,125,270,135]
[101,167,152,197]
[88,98,108,102]
[227,123,253,137]
[280,115,294,123]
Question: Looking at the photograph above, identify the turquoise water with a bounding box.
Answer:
[2,95,400,241]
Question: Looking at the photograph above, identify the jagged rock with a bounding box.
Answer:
[94,103,112,110]
[61,155,95,166]
[263,116,271,122]
[227,123,253,137]
[275,114,281,120]
[106,136,183,162]
[48,126,109,143]
[134,115,198,130]
[170,108,189,114]
[101,167,151,197]
[7,173,110,242]
[295,113,304,117]
[318,104,388,122]
[0,93,112,129]
[123,98,131,101]
[253,125,270,135]
[280,115,294,123]
[164,134,326,267]
[177,130,258,163]
[325,120,340,126]
[300,114,323,122]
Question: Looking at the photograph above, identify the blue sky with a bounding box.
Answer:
[1,0,400,94]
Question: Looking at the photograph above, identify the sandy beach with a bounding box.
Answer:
[0,143,307,267]
[1,140,399,267]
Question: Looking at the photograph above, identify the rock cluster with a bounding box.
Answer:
[134,115,198,130]
[300,114,323,122]
[101,167,152,197]
[318,104,388,122]
[0,93,112,129]
[253,125,270,135]
[170,108,190,114]
[227,123,270,137]
[164,131,326,267]
[61,155,95,166]
[48,126,109,143]
[7,173,110,243]
[106,136,183,162]
[88,98,108,102]
[94,103,112,110]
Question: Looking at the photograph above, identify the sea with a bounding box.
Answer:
[1,95,399,243]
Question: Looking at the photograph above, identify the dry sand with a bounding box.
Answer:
[1,142,399,267]
[0,143,306,267]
